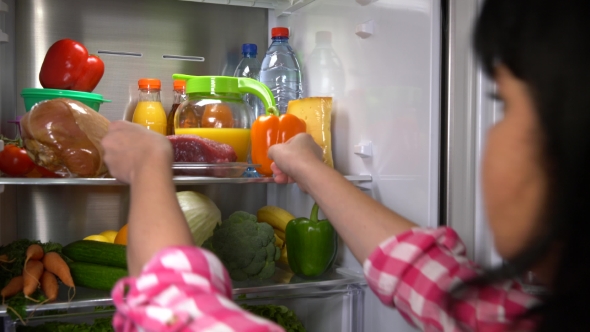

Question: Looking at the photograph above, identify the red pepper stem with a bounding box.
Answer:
[310,203,320,223]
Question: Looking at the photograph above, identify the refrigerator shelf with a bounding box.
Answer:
[0,175,372,186]
[0,267,365,317]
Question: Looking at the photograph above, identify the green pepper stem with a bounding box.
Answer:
[265,106,279,117]
[310,203,320,223]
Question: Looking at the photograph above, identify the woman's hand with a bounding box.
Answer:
[268,133,324,189]
[101,121,173,184]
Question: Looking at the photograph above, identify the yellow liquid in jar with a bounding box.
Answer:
[174,128,251,162]
[133,101,167,135]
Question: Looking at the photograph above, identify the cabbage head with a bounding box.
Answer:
[176,191,222,246]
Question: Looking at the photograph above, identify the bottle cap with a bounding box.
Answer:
[138,78,161,90]
[271,27,290,38]
[173,79,186,90]
[316,31,332,44]
[242,43,258,55]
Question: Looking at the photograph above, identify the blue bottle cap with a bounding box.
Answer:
[242,43,257,55]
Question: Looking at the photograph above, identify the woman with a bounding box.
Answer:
[101,0,590,330]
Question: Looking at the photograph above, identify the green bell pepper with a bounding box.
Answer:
[286,203,338,278]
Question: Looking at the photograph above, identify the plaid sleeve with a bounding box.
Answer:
[111,246,284,332]
[363,227,540,332]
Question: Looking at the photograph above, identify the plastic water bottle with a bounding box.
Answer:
[305,31,345,98]
[260,27,302,114]
[234,43,263,119]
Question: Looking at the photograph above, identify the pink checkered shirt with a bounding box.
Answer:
[111,227,539,331]
[364,227,540,331]
[111,247,284,332]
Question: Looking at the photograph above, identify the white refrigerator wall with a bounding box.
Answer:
[268,0,440,330]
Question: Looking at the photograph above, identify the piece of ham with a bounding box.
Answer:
[20,98,110,178]
[168,135,239,177]
[167,135,237,163]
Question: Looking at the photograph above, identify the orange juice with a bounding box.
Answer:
[175,128,250,162]
[133,101,167,135]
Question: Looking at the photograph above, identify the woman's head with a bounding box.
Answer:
[474,0,590,328]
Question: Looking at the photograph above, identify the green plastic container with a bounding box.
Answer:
[21,88,111,112]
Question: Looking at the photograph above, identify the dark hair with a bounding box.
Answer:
[469,0,590,330]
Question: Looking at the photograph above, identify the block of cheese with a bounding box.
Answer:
[287,97,334,168]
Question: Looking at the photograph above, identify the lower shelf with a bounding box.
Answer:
[0,267,365,316]
[2,268,366,332]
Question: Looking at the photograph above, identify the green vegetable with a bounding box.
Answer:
[68,261,128,291]
[16,316,114,332]
[63,240,127,269]
[241,304,306,332]
[286,203,337,278]
[177,191,222,246]
[203,211,280,281]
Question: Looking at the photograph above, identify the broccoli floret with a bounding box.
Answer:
[202,211,280,281]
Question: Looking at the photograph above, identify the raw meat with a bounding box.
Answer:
[168,135,237,163]
[20,98,110,178]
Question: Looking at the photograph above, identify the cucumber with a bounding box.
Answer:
[68,261,128,291]
[63,240,127,269]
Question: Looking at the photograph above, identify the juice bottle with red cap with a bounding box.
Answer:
[132,78,167,135]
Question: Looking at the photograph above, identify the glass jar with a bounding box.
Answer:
[172,75,275,163]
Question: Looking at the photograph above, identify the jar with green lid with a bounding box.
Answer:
[171,75,276,162]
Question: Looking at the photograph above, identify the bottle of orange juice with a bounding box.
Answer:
[132,78,167,135]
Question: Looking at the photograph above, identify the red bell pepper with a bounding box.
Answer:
[39,39,105,92]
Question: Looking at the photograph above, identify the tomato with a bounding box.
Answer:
[0,144,36,177]
[39,39,105,92]
[201,104,235,128]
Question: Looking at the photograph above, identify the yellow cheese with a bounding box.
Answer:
[287,97,333,168]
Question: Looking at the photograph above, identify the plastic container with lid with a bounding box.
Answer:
[21,88,111,112]
[166,79,187,135]
[171,74,276,162]
[132,78,167,135]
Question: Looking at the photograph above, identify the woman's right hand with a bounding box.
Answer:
[101,120,173,184]
[268,133,324,189]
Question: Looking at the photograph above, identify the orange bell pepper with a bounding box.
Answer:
[251,107,306,176]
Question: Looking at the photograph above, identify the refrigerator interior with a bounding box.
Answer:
[269,0,440,331]
[0,0,443,331]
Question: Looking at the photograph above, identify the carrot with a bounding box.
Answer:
[40,271,58,302]
[25,244,44,263]
[22,260,43,298]
[1,276,23,303]
[42,252,74,288]
[0,254,14,264]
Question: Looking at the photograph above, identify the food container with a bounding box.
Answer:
[171,75,276,162]
[21,88,111,112]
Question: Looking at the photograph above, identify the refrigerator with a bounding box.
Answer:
[0,0,498,331]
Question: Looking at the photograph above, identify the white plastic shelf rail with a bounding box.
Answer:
[178,0,316,16]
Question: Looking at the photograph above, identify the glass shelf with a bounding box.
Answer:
[0,267,365,317]
[0,175,372,186]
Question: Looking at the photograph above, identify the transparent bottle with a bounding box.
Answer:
[234,43,264,119]
[132,78,167,135]
[305,31,345,98]
[260,27,302,114]
[166,79,187,135]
